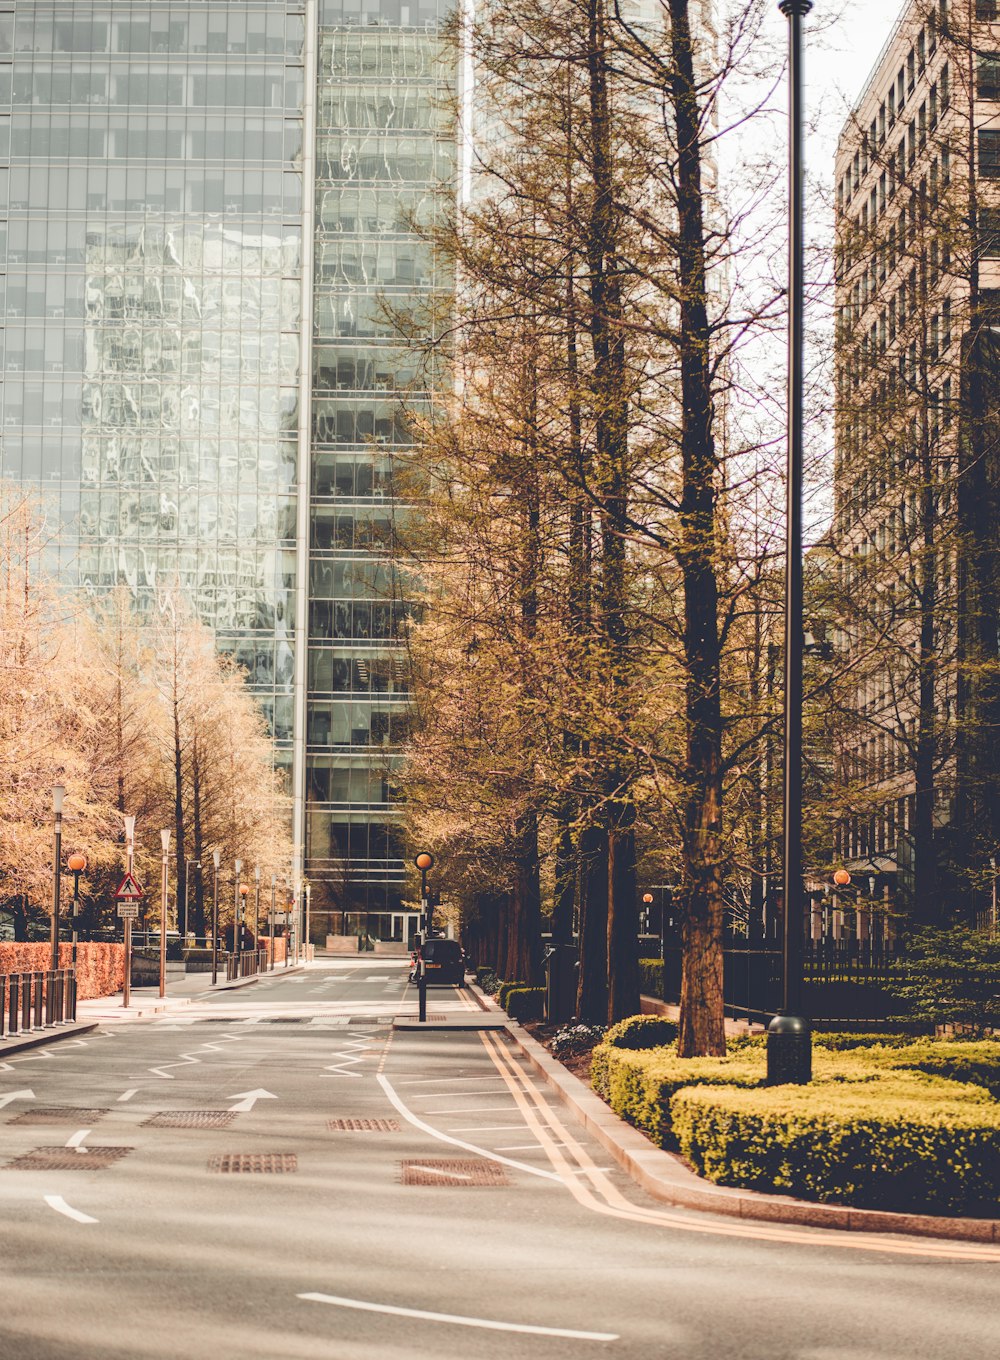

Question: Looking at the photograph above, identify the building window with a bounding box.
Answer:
[979,206,1000,256]
[978,53,1000,101]
[977,1,998,20]
[981,129,1000,177]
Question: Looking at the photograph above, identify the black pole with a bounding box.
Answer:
[211,864,219,986]
[769,0,813,1085]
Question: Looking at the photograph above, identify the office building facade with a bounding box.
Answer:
[0,1,454,938]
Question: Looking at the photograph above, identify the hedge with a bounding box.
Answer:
[639,958,664,998]
[0,942,124,1000]
[505,987,545,1022]
[497,980,528,1010]
[672,1075,1000,1214]
[604,1014,678,1050]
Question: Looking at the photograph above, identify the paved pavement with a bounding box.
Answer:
[1,958,999,1359]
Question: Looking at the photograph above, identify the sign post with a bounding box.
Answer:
[115,835,144,1010]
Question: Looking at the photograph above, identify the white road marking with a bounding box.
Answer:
[65,1130,90,1151]
[399,1075,520,1086]
[118,1089,138,1102]
[377,1074,561,1183]
[228,1088,277,1113]
[411,1164,473,1180]
[45,1196,98,1225]
[448,1125,526,1133]
[0,1088,35,1110]
[298,1293,618,1341]
[323,1039,372,1077]
[424,1105,517,1115]
[496,1143,550,1151]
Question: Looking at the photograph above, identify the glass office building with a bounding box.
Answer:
[0,1,455,938]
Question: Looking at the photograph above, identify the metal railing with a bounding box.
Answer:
[0,969,76,1040]
[225,948,270,983]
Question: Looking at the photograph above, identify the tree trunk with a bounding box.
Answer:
[576,820,609,1022]
[606,802,639,1022]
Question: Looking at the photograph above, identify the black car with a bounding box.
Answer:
[412,937,465,985]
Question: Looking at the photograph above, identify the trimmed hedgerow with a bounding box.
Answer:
[638,958,664,998]
[604,1014,678,1050]
[860,1039,1000,1099]
[590,1043,765,1147]
[672,1074,1000,1214]
[505,987,545,1022]
[496,980,528,1010]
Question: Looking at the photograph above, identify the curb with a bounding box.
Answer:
[75,965,306,1022]
[465,985,1000,1246]
[0,1021,100,1055]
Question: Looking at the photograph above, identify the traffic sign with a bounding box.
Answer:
[117,902,139,919]
[115,871,144,901]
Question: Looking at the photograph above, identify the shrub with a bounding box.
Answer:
[885,926,1000,1036]
[505,987,545,1022]
[590,1042,765,1146]
[604,1013,678,1050]
[476,969,499,996]
[638,958,664,998]
[552,1023,606,1059]
[811,1031,919,1051]
[863,1038,1000,1099]
[672,1075,1000,1214]
[497,980,528,1010]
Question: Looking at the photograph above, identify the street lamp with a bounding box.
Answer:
[68,852,87,966]
[123,815,136,1009]
[254,865,261,952]
[413,851,434,1023]
[183,859,201,941]
[304,881,311,960]
[269,873,277,969]
[50,784,65,971]
[768,0,814,1087]
[212,848,221,986]
[234,859,243,955]
[159,830,170,998]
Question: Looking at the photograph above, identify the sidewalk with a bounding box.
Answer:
[469,983,1000,1246]
[76,960,304,1022]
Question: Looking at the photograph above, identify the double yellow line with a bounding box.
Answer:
[479,1031,1000,1263]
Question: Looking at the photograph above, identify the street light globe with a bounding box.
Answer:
[239,884,250,897]
[414,851,434,871]
[833,869,852,887]
[642,892,654,904]
[67,852,87,873]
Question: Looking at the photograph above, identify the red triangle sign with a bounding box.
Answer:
[115,871,145,900]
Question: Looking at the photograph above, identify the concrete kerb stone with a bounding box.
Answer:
[0,1021,100,1056]
[465,982,1000,1246]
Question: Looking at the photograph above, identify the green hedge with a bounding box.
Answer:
[638,958,664,998]
[859,1038,1000,1099]
[505,987,545,1022]
[672,1075,1000,1214]
[497,980,528,1010]
[604,1014,678,1050]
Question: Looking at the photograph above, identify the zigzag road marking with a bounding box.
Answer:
[323,1038,373,1077]
[147,1033,244,1080]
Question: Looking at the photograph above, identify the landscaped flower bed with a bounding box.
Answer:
[590,1027,1000,1215]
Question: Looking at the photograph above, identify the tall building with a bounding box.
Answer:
[0,1,455,940]
[832,0,1000,919]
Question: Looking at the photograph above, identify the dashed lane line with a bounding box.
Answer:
[297,1293,618,1341]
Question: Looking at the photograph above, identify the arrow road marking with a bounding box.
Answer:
[228,1089,277,1113]
[45,1196,98,1225]
[0,1089,35,1110]
[66,1130,90,1152]
[297,1293,618,1341]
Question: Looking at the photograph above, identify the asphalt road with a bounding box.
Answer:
[1,959,998,1360]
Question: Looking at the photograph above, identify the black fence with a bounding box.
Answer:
[656,939,906,1028]
[1,969,76,1039]
[225,948,270,982]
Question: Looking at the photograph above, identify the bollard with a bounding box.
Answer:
[418,960,427,1022]
[765,1010,812,1084]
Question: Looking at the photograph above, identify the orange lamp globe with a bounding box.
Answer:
[642,892,654,904]
[833,869,852,887]
[414,852,434,872]
[67,852,87,873]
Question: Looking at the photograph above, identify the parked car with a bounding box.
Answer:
[409,937,465,986]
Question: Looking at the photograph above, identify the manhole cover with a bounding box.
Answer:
[328,1118,400,1132]
[401,1159,509,1187]
[8,1108,109,1125]
[207,1153,298,1173]
[6,1146,133,1171]
[143,1111,236,1129]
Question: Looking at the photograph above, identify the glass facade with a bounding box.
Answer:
[305,0,453,930]
[0,1,454,931]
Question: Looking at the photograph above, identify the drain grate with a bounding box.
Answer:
[143,1110,236,1130]
[400,1159,509,1187]
[207,1152,297,1174]
[6,1146,132,1171]
[8,1107,109,1126]
[328,1118,399,1132]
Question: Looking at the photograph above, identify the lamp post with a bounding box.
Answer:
[159,830,170,998]
[270,873,277,969]
[183,859,200,941]
[292,878,301,963]
[768,0,814,1086]
[413,851,434,1023]
[123,815,136,1008]
[68,852,87,966]
[254,865,261,953]
[50,784,65,971]
[211,848,221,985]
[234,859,243,957]
[304,881,311,960]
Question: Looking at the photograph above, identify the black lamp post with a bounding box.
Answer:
[68,852,87,966]
[50,784,65,971]
[211,848,221,985]
[413,851,434,1023]
[768,0,814,1085]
